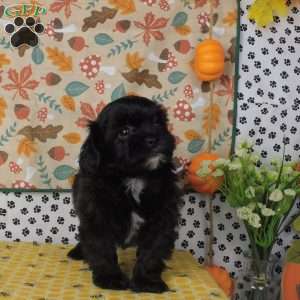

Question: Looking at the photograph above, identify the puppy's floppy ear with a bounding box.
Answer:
[79,121,102,174]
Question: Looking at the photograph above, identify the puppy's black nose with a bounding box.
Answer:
[146,137,157,147]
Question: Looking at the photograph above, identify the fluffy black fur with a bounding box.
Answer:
[68,96,182,293]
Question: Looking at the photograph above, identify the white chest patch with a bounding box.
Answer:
[124,212,145,245]
[125,178,145,204]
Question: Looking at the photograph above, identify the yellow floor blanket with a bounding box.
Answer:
[0,242,228,300]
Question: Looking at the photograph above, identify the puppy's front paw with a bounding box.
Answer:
[130,277,169,293]
[93,272,129,290]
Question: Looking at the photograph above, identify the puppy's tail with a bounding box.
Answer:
[67,243,84,260]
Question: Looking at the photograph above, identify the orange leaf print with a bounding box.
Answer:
[18,137,37,157]
[2,65,39,100]
[184,129,201,141]
[126,52,144,70]
[108,0,135,14]
[61,95,76,111]
[0,97,7,126]
[63,132,81,144]
[202,103,221,135]
[175,25,191,36]
[223,10,237,26]
[0,53,10,68]
[50,0,80,18]
[134,13,169,46]
[80,102,96,120]
[46,47,73,71]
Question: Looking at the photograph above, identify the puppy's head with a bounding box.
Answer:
[79,96,175,174]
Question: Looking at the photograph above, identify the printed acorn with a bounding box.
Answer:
[48,146,69,161]
[14,104,30,120]
[68,36,88,52]
[41,72,62,86]
[174,40,192,54]
[114,20,131,33]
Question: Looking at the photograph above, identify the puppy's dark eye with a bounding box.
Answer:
[119,128,129,138]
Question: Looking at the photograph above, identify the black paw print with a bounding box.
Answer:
[28,217,36,225]
[7,201,15,209]
[12,218,20,225]
[69,209,76,217]
[5,17,44,47]
[187,230,195,239]
[34,205,41,213]
[0,208,7,216]
[45,236,53,243]
[0,222,6,230]
[36,228,43,236]
[22,228,30,237]
[51,204,58,212]
[57,217,65,225]
[42,195,49,203]
[53,192,60,200]
[42,214,50,223]
[63,197,71,204]
[5,231,12,238]
[25,195,33,202]
[193,220,200,228]
[69,224,76,232]
[62,237,69,244]
[197,241,204,249]
[50,227,59,235]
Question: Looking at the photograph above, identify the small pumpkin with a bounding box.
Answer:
[187,152,223,194]
[281,262,300,300]
[193,39,225,82]
[206,265,234,297]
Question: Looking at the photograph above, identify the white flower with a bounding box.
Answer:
[245,186,255,199]
[228,162,242,171]
[196,165,210,177]
[284,189,296,198]
[212,169,224,177]
[235,148,248,158]
[259,204,275,217]
[248,202,256,211]
[269,189,283,202]
[267,171,278,181]
[283,166,293,175]
[214,158,229,167]
[238,140,253,150]
[248,213,261,228]
[237,207,252,221]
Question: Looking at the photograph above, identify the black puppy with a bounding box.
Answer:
[68,96,181,293]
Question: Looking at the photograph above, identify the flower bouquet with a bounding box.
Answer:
[197,141,300,299]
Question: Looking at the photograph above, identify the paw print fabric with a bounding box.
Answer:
[0,0,238,190]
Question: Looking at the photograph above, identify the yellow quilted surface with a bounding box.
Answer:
[0,241,228,300]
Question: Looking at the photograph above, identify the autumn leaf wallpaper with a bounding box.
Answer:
[0,0,238,190]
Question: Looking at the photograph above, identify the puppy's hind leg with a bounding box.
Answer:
[67,243,84,260]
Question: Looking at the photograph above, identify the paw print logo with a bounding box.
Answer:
[5,17,44,47]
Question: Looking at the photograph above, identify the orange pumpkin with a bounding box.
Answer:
[193,39,225,81]
[282,262,300,300]
[188,152,223,194]
[206,265,234,297]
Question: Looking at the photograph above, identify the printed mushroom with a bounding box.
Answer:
[158,49,178,72]
[80,55,115,79]
[184,84,194,98]
[173,100,196,122]
[80,55,101,79]
[159,0,170,11]
[95,80,105,95]
[9,161,22,174]
[12,180,36,189]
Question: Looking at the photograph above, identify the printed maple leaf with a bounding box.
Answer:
[2,65,39,100]
[215,75,233,106]
[50,0,80,18]
[134,12,168,46]
[76,101,106,128]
